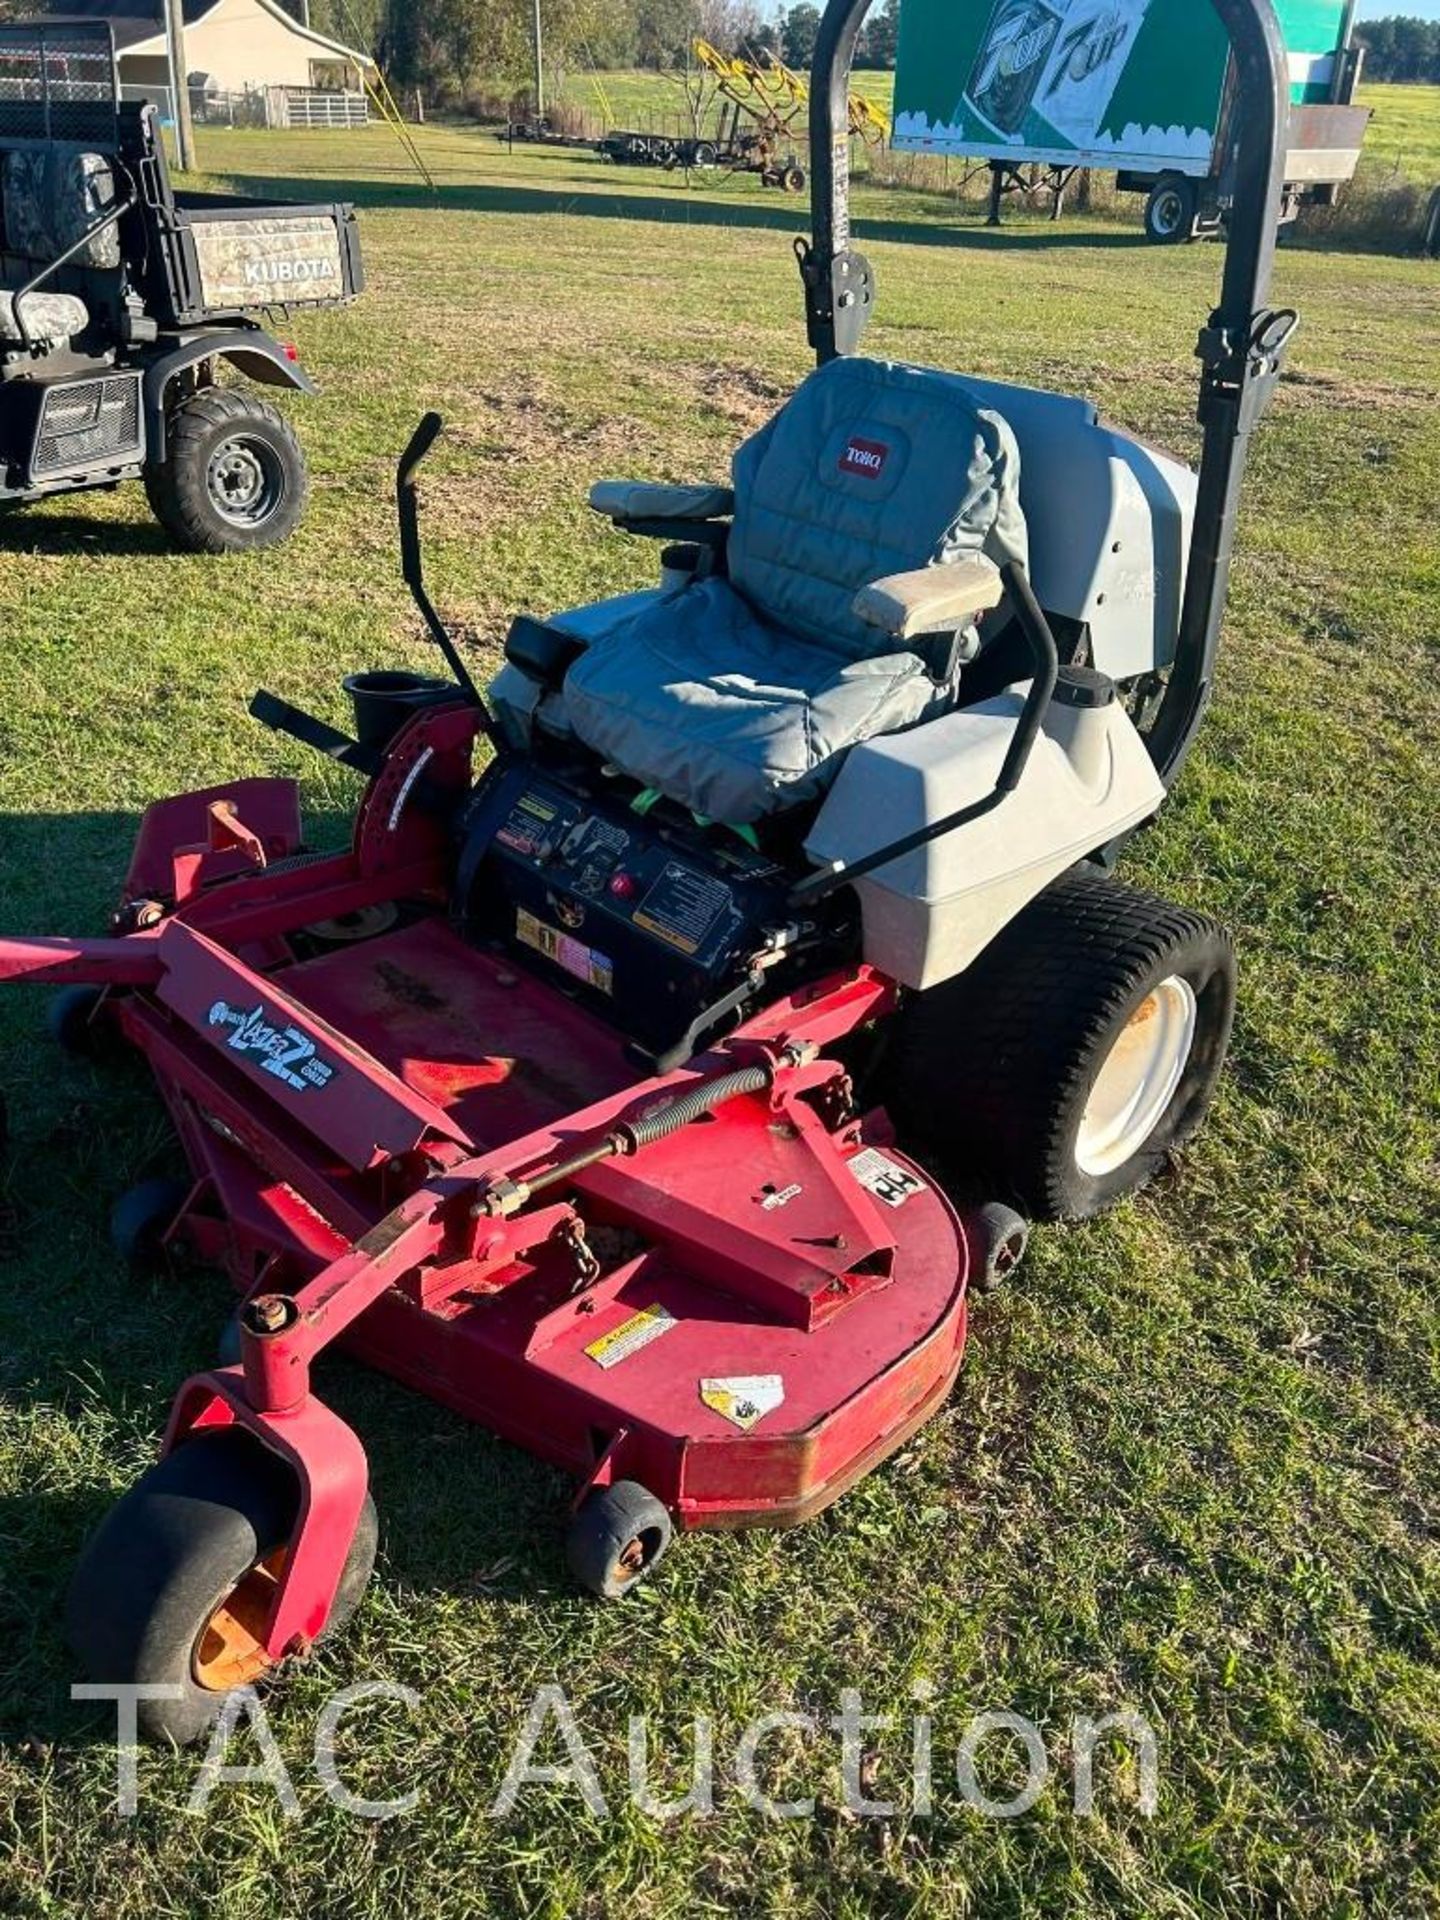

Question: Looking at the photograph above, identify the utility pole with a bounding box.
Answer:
[532,0,544,120]
[163,0,198,171]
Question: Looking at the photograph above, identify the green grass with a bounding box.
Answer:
[1360,80,1440,183]
[1,123,1438,1919]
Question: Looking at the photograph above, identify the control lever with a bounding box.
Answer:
[249,690,382,778]
[397,413,497,736]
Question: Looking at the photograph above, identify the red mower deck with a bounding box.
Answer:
[0,705,976,1665]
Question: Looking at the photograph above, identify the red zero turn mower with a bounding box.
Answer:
[0,0,1296,1746]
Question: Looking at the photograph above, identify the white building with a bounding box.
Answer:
[67,0,374,104]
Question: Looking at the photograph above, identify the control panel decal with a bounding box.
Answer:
[633,862,734,957]
[516,908,615,996]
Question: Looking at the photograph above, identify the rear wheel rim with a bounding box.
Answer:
[192,1549,284,1691]
[206,435,285,528]
[1152,189,1187,236]
[1076,975,1198,1177]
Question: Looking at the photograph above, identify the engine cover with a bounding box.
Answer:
[456,763,802,1059]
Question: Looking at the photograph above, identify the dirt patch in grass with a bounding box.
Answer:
[693,361,793,433]
[1279,367,1436,412]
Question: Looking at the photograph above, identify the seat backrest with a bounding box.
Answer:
[949,375,1198,683]
[0,145,121,271]
[727,357,1028,661]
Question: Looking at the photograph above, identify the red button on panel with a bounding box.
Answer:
[609,872,638,901]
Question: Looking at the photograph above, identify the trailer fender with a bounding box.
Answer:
[145,334,317,461]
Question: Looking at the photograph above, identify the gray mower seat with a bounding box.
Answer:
[562,357,1028,824]
[0,287,90,348]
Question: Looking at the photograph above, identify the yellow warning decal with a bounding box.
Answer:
[700,1374,785,1432]
[584,1303,677,1371]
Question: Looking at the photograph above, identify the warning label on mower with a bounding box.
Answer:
[847,1147,926,1209]
[700,1374,785,1432]
[516,909,615,996]
[584,1303,677,1370]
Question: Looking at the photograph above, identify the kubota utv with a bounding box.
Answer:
[0,21,362,551]
[0,0,1297,1744]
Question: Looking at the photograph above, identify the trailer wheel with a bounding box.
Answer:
[1145,174,1199,244]
[66,1429,378,1747]
[110,1178,190,1274]
[782,165,806,194]
[145,390,308,554]
[566,1481,672,1600]
[882,869,1236,1222]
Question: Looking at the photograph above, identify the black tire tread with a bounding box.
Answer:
[145,388,308,554]
[566,1480,672,1599]
[885,868,1234,1221]
[67,1429,377,1745]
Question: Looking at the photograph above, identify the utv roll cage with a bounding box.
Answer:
[798,0,1297,788]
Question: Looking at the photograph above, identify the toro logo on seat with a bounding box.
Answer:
[207,1000,336,1093]
[839,436,890,478]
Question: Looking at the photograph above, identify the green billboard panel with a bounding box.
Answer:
[893,0,1352,176]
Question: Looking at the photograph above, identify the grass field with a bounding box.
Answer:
[1,122,1437,1920]
[1360,80,1440,182]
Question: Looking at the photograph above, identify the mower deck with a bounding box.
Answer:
[0,719,973,1654]
[156,908,967,1530]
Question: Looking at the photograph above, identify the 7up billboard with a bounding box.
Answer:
[892,0,1356,176]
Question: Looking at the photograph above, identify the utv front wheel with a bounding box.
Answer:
[66,1429,378,1746]
[145,390,308,554]
[883,870,1236,1221]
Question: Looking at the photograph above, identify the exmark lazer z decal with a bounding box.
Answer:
[207,1000,337,1092]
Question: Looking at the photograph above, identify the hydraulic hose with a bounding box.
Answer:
[479,1062,778,1218]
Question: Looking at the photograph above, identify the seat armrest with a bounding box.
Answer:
[852,558,1005,640]
[504,616,586,690]
[589,480,735,524]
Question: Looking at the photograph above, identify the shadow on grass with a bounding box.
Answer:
[230,169,1150,251]
[0,509,173,559]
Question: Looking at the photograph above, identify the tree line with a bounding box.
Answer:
[290,0,899,101]
[291,5,1440,100]
[1353,14,1440,84]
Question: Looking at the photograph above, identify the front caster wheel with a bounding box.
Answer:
[110,1178,191,1274]
[47,985,108,1057]
[971,1202,1030,1294]
[566,1481,673,1600]
[66,1430,379,1747]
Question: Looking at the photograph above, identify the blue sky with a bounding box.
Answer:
[1358,1,1440,17]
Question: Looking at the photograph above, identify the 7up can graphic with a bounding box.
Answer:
[966,0,1064,139]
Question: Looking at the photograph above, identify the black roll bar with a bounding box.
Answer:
[800,0,1296,788]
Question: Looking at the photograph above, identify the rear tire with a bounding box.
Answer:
[66,1430,378,1746]
[145,389,308,554]
[882,869,1237,1222]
